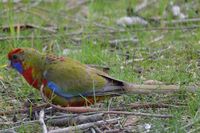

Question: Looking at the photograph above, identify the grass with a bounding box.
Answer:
[0,0,200,132]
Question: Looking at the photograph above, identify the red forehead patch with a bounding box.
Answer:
[8,48,23,60]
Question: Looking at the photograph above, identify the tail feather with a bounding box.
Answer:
[95,73,182,96]
[91,83,180,97]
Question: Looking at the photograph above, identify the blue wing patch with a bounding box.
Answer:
[47,81,98,99]
[47,81,75,99]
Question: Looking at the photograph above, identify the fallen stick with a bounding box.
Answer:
[47,113,104,126]
[39,110,48,133]
[42,104,173,118]
[48,117,121,133]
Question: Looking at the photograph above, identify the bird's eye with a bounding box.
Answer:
[12,55,18,60]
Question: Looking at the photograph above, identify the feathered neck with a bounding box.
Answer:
[19,49,46,88]
[23,49,46,71]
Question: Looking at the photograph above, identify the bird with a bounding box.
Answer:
[8,48,178,107]
[7,48,134,107]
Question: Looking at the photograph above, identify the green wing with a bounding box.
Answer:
[43,57,108,96]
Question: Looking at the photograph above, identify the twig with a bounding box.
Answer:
[0,121,14,126]
[66,0,89,11]
[135,0,157,12]
[39,110,48,133]
[0,24,56,33]
[148,35,164,44]
[0,80,7,89]
[102,111,172,118]
[1,113,82,130]
[163,18,200,25]
[134,0,148,12]
[47,113,104,126]
[92,22,118,31]
[28,24,57,33]
[104,129,121,133]
[0,115,7,121]
[0,35,52,41]
[113,103,181,111]
[158,100,187,106]
[48,118,121,133]
[129,103,181,108]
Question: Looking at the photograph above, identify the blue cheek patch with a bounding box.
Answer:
[47,81,75,99]
[12,62,23,74]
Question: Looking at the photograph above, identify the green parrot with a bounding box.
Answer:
[8,48,179,106]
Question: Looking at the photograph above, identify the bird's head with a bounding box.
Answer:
[8,48,25,74]
[8,48,44,74]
